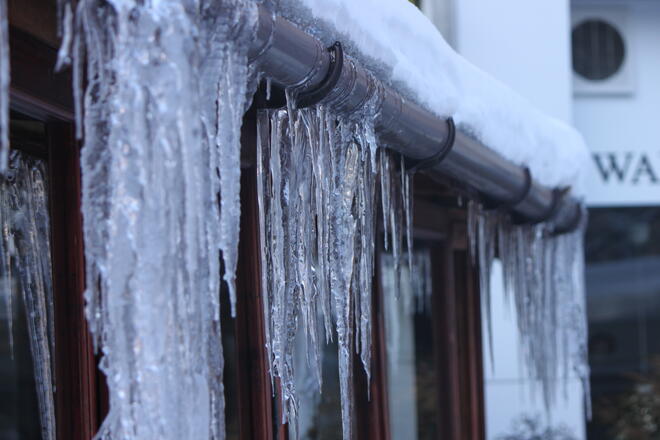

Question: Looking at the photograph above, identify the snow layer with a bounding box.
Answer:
[277,0,589,195]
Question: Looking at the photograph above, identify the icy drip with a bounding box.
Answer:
[0,0,8,171]
[257,99,410,438]
[469,202,590,413]
[381,248,433,316]
[63,1,256,439]
[1,151,56,440]
[468,201,497,366]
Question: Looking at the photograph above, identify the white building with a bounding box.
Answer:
[420,0,660,438]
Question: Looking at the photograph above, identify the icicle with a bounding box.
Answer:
[255,79,401,438]
[402,157,413,277]
[379,149,391,252]
[65,1,257,438]
[470,208,592,416]
[468,203,497,368]
[256,111,274,388]
[0,181,12,354]
[0,0,9,171]
[1,152,57,440]
[467,200,478,265]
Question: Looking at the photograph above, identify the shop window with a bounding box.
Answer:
[586,208,660,440]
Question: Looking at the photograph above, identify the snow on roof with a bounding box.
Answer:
[277,0,590,196]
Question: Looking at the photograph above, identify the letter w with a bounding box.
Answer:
[593,152,633,183]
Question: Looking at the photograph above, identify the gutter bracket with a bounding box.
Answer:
[515,187,568,225]
[406,117,456,173]
[297,42,344,109]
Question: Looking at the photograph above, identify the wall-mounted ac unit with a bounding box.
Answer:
[572,6,634,95]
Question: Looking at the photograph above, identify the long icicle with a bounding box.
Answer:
[256,84,413,438]
[65,1,257,439]
[467,201,590,415]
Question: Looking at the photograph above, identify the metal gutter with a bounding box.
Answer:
[247,6,583,232]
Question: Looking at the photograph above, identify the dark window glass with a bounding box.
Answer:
[0,116,54,440]
[586,208,660,439]
[572,19,625,81]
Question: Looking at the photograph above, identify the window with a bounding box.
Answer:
[586,208,660,440]
[0,129,53,440]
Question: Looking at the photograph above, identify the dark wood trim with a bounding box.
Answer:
[47,122,99,440]
[465,250,486,440]
[9,26,74,122]
[235,114,274,439]
[8,0,59,49]
[435,239,464,440]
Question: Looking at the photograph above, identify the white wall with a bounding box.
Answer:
[573,2,660,207]
[426,1,586,438]
[453,0,574,124]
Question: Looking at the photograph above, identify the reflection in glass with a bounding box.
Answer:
[0,150,56,440]
[294,328,343,440]
[381,249,437,439]
[586,208,660,439]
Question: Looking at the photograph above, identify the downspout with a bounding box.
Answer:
[248,5,583,233]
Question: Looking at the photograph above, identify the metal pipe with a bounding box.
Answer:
[248,6,583,232]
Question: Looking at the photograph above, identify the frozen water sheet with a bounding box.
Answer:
[278,0,590,194]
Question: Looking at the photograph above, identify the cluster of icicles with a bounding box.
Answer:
[55,0,257,438]
[256,99,413,438]
[468,201,591,416]
[0,1,590,439]
[0,151,56,439]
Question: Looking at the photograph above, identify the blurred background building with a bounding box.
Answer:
[414,0,660,438]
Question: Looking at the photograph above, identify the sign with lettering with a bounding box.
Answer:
[587,151,660,206]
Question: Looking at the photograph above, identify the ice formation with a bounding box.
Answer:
[0,151,56,440]
[256,93,413,438]
[468,202,591,414]
[58,0,257,438]
[0,0,8,171]
[381,249,433,317]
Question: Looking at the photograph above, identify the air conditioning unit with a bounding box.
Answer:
[572,6,634,95]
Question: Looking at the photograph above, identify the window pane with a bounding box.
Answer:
[586,208,660,439]
[294,331,343,440]
[381,249,437,439]
[0,146,55,440]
